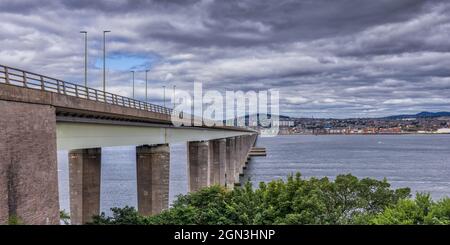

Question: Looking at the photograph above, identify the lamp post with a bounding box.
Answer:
[145,70,149,102]
[80,31,88,87]
[172,85,176,109]
[163,85,166,107]
[103,30,111,92]
[131,71,135,99]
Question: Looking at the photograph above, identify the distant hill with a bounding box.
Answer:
[225,111,450,122]
[382,111,450,119]
[234,114,291,121]
[223,114,291,125]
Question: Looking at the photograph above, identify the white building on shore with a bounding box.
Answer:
[436,128,450,134]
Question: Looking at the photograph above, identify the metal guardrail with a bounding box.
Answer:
[0,64,172,115]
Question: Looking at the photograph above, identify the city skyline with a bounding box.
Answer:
[1,0,450,118]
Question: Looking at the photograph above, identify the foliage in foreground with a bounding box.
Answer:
[60,210,71,225]
[8,215,23,225]
[90,173,450,225]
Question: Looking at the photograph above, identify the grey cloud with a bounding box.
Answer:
[1,0,450,118]
[131,0,431,49]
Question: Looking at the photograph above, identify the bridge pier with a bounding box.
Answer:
[68,148,101,225]
[136,144,170,216]
[234,136,242,184]
[225,138,236,188]
[0,100,59,225]
[237,136,245,176]
[243,135,252,165]
[235,134,258,182]
[187,141,209,192]
[208,139,226,186]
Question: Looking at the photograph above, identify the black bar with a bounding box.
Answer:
[0,225,448,244]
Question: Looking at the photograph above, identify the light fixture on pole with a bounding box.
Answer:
[131,70,135,99]
[145,69,149,102]
[103,30,111,92]
[80,31,88,87]
[173,85,176,109]
[163,85,166,107]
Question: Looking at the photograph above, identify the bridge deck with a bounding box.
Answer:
[0,64,253,133]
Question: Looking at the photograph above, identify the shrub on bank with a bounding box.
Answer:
[89,173,450,225]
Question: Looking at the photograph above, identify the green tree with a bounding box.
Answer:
[370,194,450,225]
[8,215,23,225]
[425,197,450,224]
[91,172,433,225]
[60,210,70,225]
[90,206,144,225]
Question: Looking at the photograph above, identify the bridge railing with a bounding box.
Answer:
[0,64,172,115]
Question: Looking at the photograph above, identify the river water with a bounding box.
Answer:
[57,135,450,215]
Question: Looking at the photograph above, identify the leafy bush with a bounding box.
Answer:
[88,173,450,225]
[370,193,450,224]
[60,210,70,225]
[8,215,23,225]
[91,206,145,225]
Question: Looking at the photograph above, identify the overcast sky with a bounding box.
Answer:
[1,0,450,118]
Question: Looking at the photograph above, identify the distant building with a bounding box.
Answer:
[436,128,450,134]
[329,128,344,134]
[379,127,402,134]
[279,120,295,127]
[417,130,430,134]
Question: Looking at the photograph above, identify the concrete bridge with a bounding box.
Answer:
[0,65,258,225]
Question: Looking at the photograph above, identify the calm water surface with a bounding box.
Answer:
[57,135,450,215]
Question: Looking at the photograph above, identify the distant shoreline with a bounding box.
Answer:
[277,133,450,136]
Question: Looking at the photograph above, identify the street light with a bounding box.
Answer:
[163,85,166,107]
[103,30,111,92]
[173,85,176,109]
[131,70,135,99]
[80,31,88,87]
[145,69,150,102]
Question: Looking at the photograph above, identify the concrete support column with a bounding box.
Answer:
[0,100,59,225]
[225,138,236,188]
[187,141,209,192]
[136,144,170,216]
[236,137,241,184]
[69,148,101,225]
[0,153,6,224]
[208,139,226,186]
[243,135,250,165]
[243,136,247,160]
[218,139,227,186]
[248,134,254,154]
[241,135,257,171]
[236,136,244,176]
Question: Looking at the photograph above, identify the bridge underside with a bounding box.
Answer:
[56,120,253,151]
